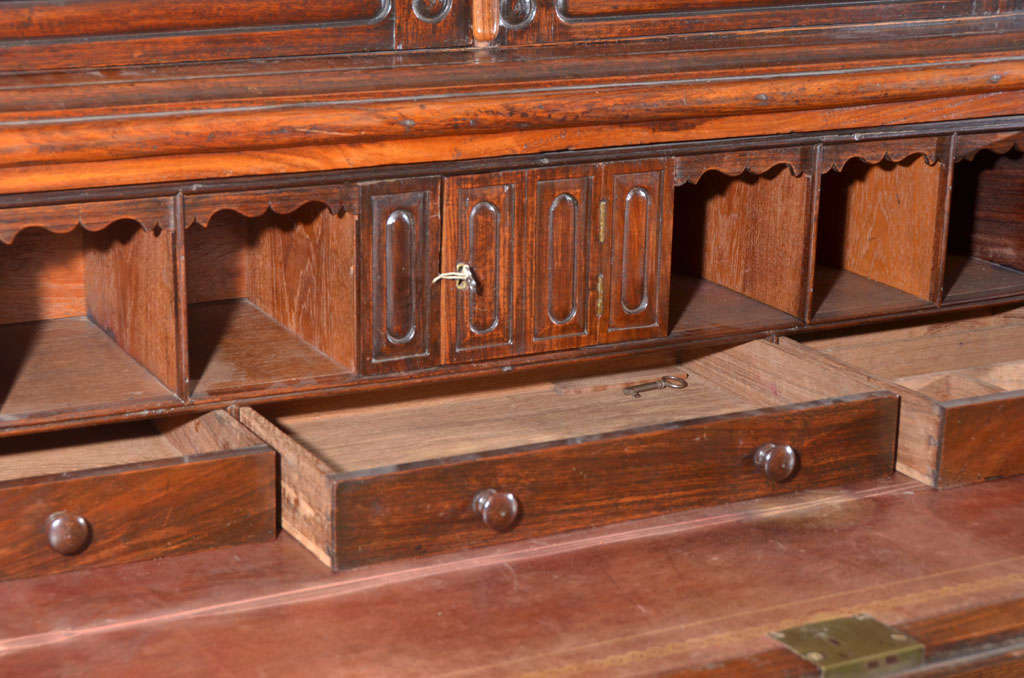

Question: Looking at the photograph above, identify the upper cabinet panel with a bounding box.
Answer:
[0,1,458,71]
[497,0,975,45]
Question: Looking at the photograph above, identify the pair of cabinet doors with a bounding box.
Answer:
[360,159,673,374]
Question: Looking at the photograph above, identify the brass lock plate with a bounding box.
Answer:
[770,615,924,677]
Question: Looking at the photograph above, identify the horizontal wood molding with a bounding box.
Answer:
[2,58,1019,173]
[183,186,357,228]
[2,93,1022,195]
[0,198,171,245]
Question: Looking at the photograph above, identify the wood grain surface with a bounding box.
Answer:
[0,449,276,582]
[6,476,1024,675]
[329,393,896,567]
[676,166,813,317]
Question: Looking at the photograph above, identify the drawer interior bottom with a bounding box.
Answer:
[260,340,881,475]
[0,410,264,483]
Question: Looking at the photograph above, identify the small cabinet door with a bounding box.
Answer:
[600,159,673,343]
[359,177,441,374]
[441,172,525,364]
[524,165,601,354]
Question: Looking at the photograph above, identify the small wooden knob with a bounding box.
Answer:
[754,443,799,483]
[473,489,520,532]
[46,512,91,556]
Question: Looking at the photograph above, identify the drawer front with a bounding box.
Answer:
[0,449,276,582]
[939,392,1024,487]
[332,394,896,568]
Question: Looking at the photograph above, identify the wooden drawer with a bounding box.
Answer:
[240,339,897,569]
[0,410,276,581]
[797,307,1024,488]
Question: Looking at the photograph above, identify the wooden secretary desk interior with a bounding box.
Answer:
[0,0,1023,662]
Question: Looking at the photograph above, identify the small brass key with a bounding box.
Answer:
[623,375,688,398]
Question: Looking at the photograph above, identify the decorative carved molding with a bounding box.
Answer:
[820,138,944,172]
[501,0,536,29]
[185,186,354,228]
[674,147,812,185]
[0,197,171,245]
[956,130,1024,162]
[413,0,453,23]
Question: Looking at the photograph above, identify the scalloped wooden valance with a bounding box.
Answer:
[0,197,171,245]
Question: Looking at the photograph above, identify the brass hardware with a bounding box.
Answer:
[473,489,520,532]
[770,616,924,677]
[596,274,605,318]
[623,375,688,398]
[598,199,608,244]
[432,263,479,294]
[753,443,799,482]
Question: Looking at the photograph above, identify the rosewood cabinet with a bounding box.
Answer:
[359,178,443,375]
[525,164,602,353]
[0,0,1021,595]
[441,171,526,363]
[363,159,673,371]
[600,159,674,344]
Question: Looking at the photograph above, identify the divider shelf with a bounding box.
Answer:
[0,223,180,427]
[944,145,1024,305]
[184,202,357,399]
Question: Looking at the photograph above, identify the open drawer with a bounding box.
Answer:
[797,307,1024,488]
[240,340,897,570]
[0,410,276,581]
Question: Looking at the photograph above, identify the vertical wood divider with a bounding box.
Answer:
[799,144,823,324]
[932,134,958,305]
[173,191,191,400]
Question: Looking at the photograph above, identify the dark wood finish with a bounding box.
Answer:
[675,146,814,185]
[674,164,814,318]
[940,393,1024,487]
[184,186,352,228]
[0,0,395,72]
[820,136,945,172]
[329,393,895,568]
[0,22,1021,193]
[524,164,600,353]
[947,146,1024,293]
[516,0,976,46]
[359,178,443,374]
[397,0,473,49]
[45,512,91,557]
[441,171,526,363]
[0,450,275,582]
[600,158,674,343]
[0,411,276,581]
[243,338,897,569]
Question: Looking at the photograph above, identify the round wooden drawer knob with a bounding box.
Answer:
[473,489,520,532]
[46,511,91,556]
[754,443,799,483]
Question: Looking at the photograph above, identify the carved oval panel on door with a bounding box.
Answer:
[526,167,597,353]
[441,172,524,363]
